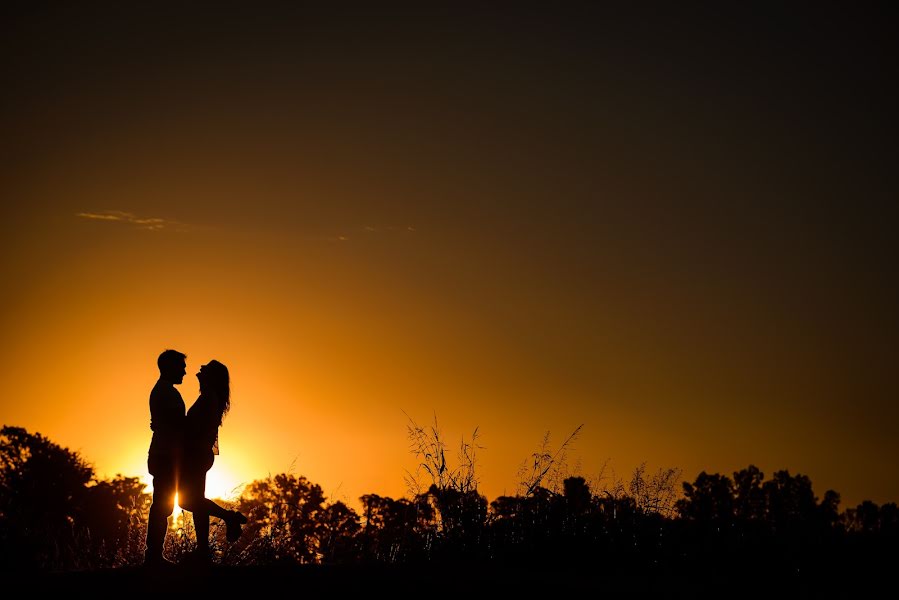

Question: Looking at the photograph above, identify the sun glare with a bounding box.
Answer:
[142,468,240,523]
[173,493,183,520]
[203,466,242,501]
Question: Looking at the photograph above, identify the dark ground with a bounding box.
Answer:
[19,556,890,598]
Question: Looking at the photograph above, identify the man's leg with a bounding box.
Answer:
[145,458,176,563]
[194,508,211,554]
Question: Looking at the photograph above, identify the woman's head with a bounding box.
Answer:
[197,360,231,425]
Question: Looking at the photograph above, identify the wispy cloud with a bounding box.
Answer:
[326,225,418,243]
[76,210,189,232]
[364,225,418,233]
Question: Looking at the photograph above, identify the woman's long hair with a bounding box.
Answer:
[201,360,231,427]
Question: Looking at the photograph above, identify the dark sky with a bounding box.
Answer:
[2,3,897,505]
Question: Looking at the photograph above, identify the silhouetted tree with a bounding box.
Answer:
[234,473,362,564]
[235,474,327,563]
[733,465,765,521]
[360,493,434,562]
[0,426,93,569]
[763,470,818,534]
[818,489,842,530]
[488,488,554,558]
[317,500,360,563]
[880,502,899,535]
[424,484,488,557]
[844,500,883,534]
[80,475,150,566]
[563,476,592,515]
[676,471,735,525]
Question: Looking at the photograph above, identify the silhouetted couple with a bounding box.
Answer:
[144,349,248,567]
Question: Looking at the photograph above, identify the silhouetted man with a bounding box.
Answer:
[144,349,187,567]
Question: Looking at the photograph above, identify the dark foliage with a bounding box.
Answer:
[0,426,149,570]
[1,423,896,596]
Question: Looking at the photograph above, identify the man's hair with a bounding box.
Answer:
[158,349,187,372]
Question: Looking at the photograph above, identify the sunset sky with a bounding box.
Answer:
[2,4,896,508]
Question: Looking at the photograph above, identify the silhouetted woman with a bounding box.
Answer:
[179,359,247,563]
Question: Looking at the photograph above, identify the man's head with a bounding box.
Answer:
[157,349,187,384]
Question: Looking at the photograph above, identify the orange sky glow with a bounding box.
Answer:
[2,6,896,510]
